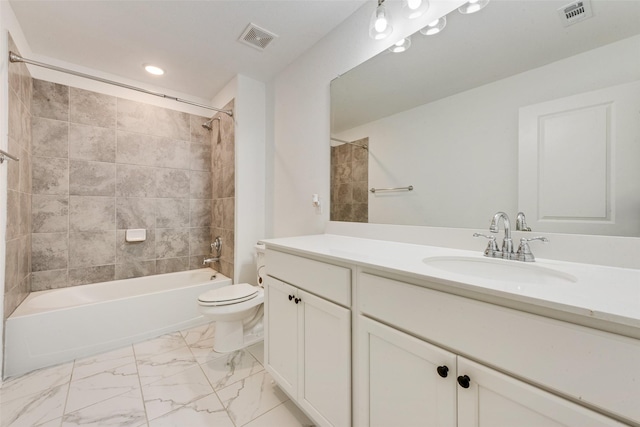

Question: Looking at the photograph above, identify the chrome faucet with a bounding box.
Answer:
[516,211,532,231]
[516,236,549,262]
[489,211,515,259]
[202,257,220,266]
[475,211,548,262]
[203,236,223,266]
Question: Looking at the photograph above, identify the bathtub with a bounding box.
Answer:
[4,268,230,378]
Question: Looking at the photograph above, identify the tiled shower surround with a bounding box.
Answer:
[330,137,368,222]
[210,100,235,280]
[4,35,33,320]
[29,79,235,290]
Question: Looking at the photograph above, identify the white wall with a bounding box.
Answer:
[266,0,467,238]
[234,76,266,285]
[267,1,640,268]
[0,0,34,382]
[334,35,640,230]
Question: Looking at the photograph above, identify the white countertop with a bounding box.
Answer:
[262,234,640,335]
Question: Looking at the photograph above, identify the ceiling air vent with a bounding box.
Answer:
[239,23,278,51]
[557,0,593,27]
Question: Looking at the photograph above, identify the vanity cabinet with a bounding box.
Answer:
[263,236,640,426]
[357,272,634,426]
[265,250,351,427]
[359,315,623,426]
[358,316,457,427]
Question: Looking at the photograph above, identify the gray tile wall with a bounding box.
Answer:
[210,100,235,280]
[330,138,369,222]
[30,79,234,290]
[4,34,33,319]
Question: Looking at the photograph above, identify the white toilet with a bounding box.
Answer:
[197,243,265,353]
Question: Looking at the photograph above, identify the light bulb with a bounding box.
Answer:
[369,1,393,40]
[419,16,446,36]
[458,0,489,14]
[401,0,430,19]
[388,37,412,53]
[375,10,388,32]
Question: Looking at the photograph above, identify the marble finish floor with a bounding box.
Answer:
[0,323,314,427]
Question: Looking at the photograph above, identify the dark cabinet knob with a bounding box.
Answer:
[457,375,471,388]
[436,365,449,378]
[288,295,294,301]
[294,297,301,304]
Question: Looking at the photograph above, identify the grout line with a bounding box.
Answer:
[60,358,76,419]
[131,343,151,426]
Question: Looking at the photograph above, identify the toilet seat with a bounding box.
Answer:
[198,283,259,307]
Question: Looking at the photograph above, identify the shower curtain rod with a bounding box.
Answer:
[9,52,233,117]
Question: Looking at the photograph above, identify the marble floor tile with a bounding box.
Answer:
[65,363,140,413]
[35,417,63,427]
[0,362,73,403]
[247,342,265,366]
[136,345,198,386]
[180,322,216,346]
[72,345,136,381]
[200,349,264,391]
[187,337,229,365]
[0,328,310,427]
[147,393,234,427]
[0,383,68,427]
[244,400,314,427]
[133,332,186,359]
[216,371,289,427]
[61,388,147,427]
[141,365,213,420]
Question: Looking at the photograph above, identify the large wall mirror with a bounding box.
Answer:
[330,0,640,237]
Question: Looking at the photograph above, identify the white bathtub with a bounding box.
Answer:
[4,268,230,378]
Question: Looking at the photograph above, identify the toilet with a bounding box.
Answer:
[197,243,265,353]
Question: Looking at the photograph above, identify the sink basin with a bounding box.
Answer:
[422,256,577,285]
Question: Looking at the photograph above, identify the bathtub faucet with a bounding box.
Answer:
[203,257,220,266]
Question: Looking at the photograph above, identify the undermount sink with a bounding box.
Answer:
[422,256,577,285]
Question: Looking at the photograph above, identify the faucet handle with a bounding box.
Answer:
[521,236,549,243]
[516,236,548,262]
[473,233,501,258]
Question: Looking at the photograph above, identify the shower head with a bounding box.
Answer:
[202,116,221,131]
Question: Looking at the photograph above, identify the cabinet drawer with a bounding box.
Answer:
[358,272,640,424]
[266,250,351,307]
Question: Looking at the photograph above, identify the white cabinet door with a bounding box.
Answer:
[457,357,624,427]
[264,277,298,397]
[298,289,351,427]
[357,316,457,427]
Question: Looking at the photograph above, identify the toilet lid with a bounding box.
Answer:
[198,283,259,306]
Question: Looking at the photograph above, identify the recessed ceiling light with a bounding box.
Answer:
[144,64,164,76]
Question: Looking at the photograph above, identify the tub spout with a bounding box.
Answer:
[203,257,220,266]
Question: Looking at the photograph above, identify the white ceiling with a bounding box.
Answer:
[9,0,367,101]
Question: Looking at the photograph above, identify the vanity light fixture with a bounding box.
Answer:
[458,0,489,14]
[144,64,164,76]
[369,0,393,40]
[401,0,430,19]
[388,37,412,53]
[419,16,447,35]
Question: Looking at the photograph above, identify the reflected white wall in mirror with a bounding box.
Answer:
[330,0,640,237]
